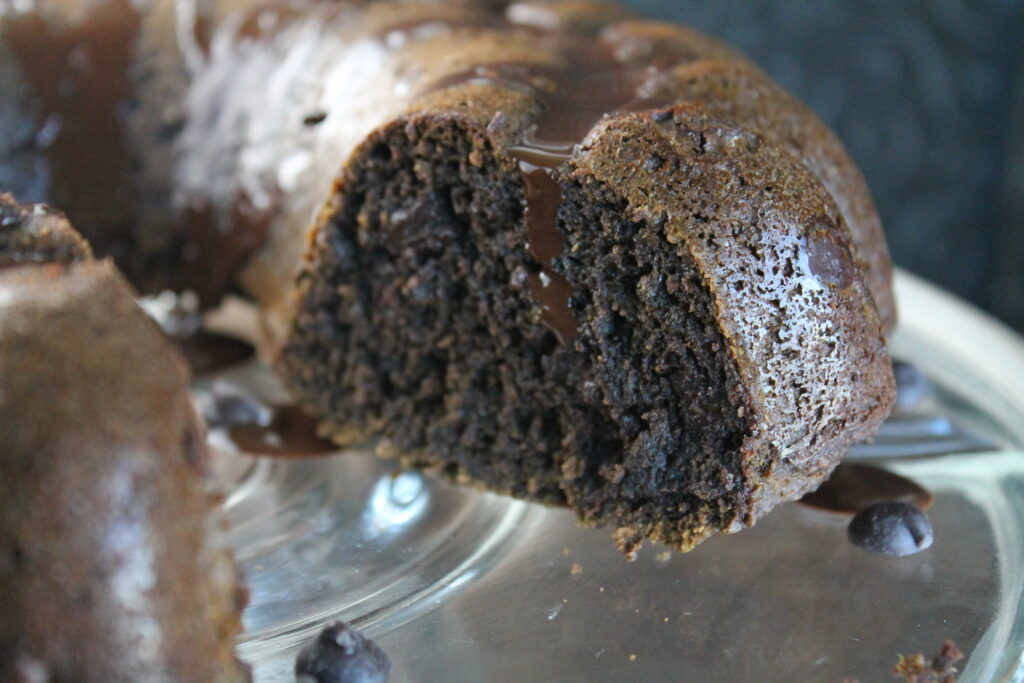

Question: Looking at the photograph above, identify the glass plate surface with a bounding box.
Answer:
[210,270,1024,682]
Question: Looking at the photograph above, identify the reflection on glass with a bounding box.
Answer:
[363,471,429,535]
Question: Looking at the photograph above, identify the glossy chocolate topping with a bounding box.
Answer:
[1,0,140,260]
[1,0,894,340]
[516,157,578,343]
[424,14,698,342]
[227,404,336,456]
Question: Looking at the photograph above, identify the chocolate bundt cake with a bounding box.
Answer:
[0,199,249,681]
[0,1,896,551]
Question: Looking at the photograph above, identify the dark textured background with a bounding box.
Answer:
[622,0,1024,333]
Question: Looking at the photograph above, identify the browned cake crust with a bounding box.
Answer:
[0,0,894,328]
[0,251,249,680]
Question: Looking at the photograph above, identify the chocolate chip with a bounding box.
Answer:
[295,621,391,683]
[303,112,328,126]
[155,118,185,142]
[848,502,933,556]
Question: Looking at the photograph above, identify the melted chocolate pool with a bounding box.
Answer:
[227,404,336,457]
[171,330,254,375]
[798,463,933,514]
[2,0,141,255]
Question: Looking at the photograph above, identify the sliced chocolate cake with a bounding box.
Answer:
[258,1,896,551]
[0,1,897,552]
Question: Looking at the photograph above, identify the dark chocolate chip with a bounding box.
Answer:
[303,112,328,126]
[848,501,934,556]
[155,118,185,142]
[295,621,391,683]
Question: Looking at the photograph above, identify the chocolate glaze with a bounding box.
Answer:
[227,404,336,456]
[174,194,275,306]
[2,0,140,260]
[516,157,578,343]
[797,463,933,514]
[2,0,895,343]
[429,23,695,343]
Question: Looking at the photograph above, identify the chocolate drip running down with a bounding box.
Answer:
[431,22,691,343]
[1,0,141,259]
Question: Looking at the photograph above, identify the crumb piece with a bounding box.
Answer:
[613,527,643,561]
[560,456,584,480]
[896,654,929,679]
[599,586,604,593]
[374,439,400,459]
[663,617,669,623]
[629,654,637,662]
[655,551,671,563]
[570,563,582,576]
[562,547,571,557]
[894,639,963,682]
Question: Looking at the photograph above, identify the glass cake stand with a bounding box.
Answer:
[208,269,1024,682]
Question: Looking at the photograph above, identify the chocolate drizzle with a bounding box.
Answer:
[2,0,141,261]
[227,404,336,457]
[426,18,691,343]
[513,156,578,343]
